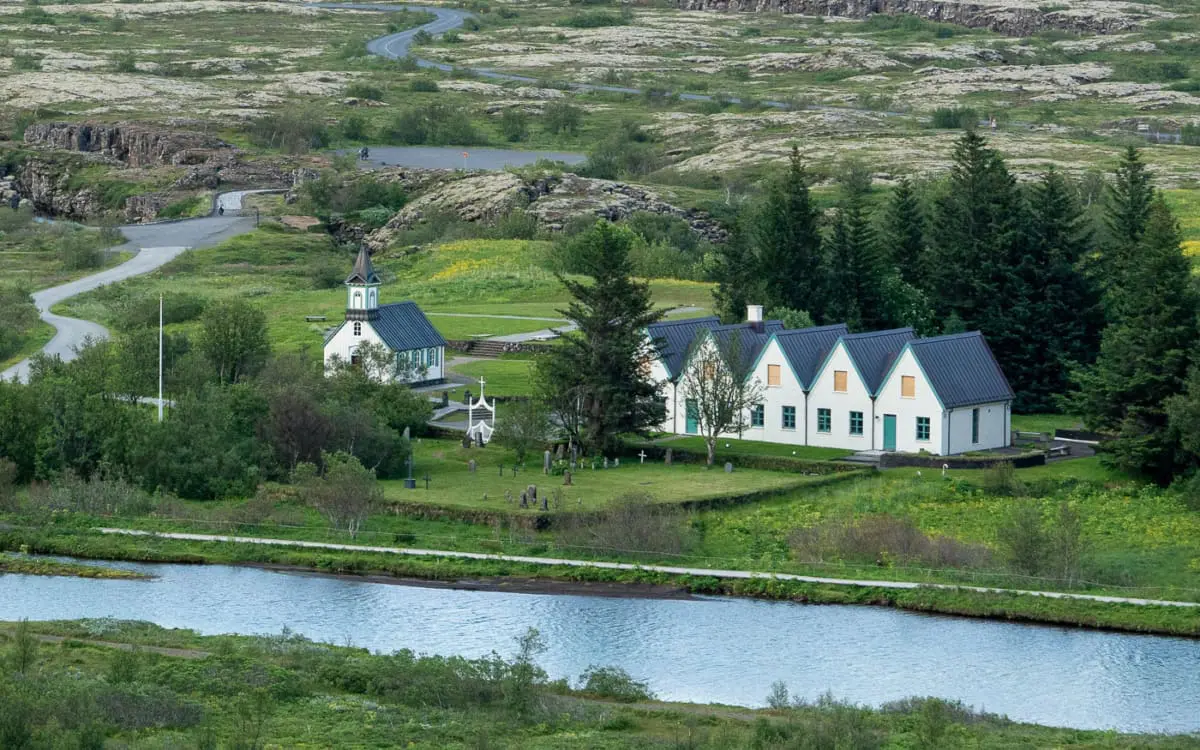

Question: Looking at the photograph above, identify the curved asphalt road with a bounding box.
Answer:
[1,195,260,383]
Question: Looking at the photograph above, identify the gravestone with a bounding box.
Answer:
[504,489,513,504]
[563,470,572,486]
[724,462,734,474]
[519,491,528,508]
[665,447,673,466]
[543,450,552,475]
[461,435,473,449]
[526,484,537,504]
[463,389,472,406]
[603,457,609,469]
[614,458,620,469]
[555,444,564,460]
[468,459,477,473]
[638,450,647,464]
[541,494,548,511]
[441,391,450,407]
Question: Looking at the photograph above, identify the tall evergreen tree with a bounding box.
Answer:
[542,221,664,455]
[824,197,885,331]
[880,176,926,285]
[1098,146,1155,298]
[710,218,763,324]
[751,147,825,315]
[1069,198,1199,482]
[1010,168,1104,412]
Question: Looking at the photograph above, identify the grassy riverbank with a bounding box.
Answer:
[2,528,1197,638]
[0,552,151,580]
[2,619,1195,749]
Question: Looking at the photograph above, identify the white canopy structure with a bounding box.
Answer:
[466,377,495,446]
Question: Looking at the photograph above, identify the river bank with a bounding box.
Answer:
[3,527,1198,638]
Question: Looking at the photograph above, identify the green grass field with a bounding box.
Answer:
[651,435,853,461]
[448,358,536,397]
[384,438,815,511]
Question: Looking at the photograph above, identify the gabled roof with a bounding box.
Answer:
[372,302,446,352]
[345,246,380,284]
[646,316,720,380]
[840,328,916,394]
[771,324,849,389]
[710,321,784,371]
[904,331,1015,409]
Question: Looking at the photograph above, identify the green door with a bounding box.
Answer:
[685,399,699,434]
[883,414,897,451]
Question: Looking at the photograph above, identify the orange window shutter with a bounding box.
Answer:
[834,370,848,392]
[767,364,781,386]
[901,375,915,398]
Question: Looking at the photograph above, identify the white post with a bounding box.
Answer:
[157,293,163,423]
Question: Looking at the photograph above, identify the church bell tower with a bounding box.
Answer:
[345,246,380,322]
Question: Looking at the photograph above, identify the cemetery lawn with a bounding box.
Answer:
[381,438,816,511]
[650,436,853,461]
[1010,413,1084,435]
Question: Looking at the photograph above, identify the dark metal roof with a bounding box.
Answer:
[773,324,849,389]
[710,321,784,371]
[345,246,380,284]
[841,328,916,395]
[372,302,446,352]
[907,331,1015,408]
[646,316,720,380]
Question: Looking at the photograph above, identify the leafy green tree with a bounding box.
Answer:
[540,221,664,454]
[492,399,553,464]
[1069,199,1199,481]
[879,176,926,286]
[298,451,382,539]
[500,108,528,142]
[750,147,825,316]
[199,299,270,384]
[766,307,815,330]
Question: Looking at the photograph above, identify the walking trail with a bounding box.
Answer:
[96,528,1200,609]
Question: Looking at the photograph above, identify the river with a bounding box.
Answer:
[1,559,1198,734]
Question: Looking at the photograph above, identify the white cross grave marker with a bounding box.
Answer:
[638,450,647,464]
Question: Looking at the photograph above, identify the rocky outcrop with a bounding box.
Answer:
[364,169,727,249]
[13,154,111,220]
[23,122,230,168]
[675,0,1167,36]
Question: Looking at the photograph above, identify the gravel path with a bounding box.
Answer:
[97,528,1200,609]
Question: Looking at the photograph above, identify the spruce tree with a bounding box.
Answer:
[824,197,885,331]
[1070,198,1199,481]
[880,176,926,285]
[1099,146,1154,298]
[1012,168,1104,412]
[544,221,665,455]
[711,218,763,323]
[751,147,824,316]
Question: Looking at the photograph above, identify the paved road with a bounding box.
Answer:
[2,193,261,383]
[98,528,1200,609]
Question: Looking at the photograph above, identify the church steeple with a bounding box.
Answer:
[346,246,380,321]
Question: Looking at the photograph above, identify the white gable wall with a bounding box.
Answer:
[647,357,677,433]
[946,402,1010,454]
[874,348,946,454]
[806,342,875,451]
[323,321,444,384]
[745,339,805,444]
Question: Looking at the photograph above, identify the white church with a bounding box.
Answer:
[323,247,446,384]
[647,306,1014,456]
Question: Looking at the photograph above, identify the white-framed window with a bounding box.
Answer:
[782,405,796,430]
[750,403,764,427]
[431,347,440,367]
[916,416,931,442]
[817,408,831,433]
[849,411,863,436]
[353,321,362,336]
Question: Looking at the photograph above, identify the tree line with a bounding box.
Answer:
[0,298,429,499]
[710,134,1200,485]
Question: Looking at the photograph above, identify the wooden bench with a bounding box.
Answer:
[305,315,327,322]
[1047,444,1071,458]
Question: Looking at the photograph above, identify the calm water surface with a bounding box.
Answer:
[2,559,1198,734]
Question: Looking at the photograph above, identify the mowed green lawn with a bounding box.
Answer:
[448,359,536,397]
[651,436,853,461]
[382,439,817,511]
[1010,413,1083,435]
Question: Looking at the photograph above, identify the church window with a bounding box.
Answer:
[353,291,362,308]
[431,347,440,367]
[353,322,362,336]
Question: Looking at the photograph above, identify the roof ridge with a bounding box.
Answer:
[776,323,849,336]
[843,327,915,340]
[648,316,719,328]
[912,330,982,345]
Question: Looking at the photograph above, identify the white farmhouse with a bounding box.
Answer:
[873,332,1014,455]
[646,307,1014,456]
[323,247,446,384]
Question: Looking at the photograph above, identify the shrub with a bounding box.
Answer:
[930,106,979,129]
[409,77,439,92]
[996,500,1046,576]
[246,107,330,154]
[788,513,993,569]
[577,666,654,702]
[113,53,138,73]
[345,82,384,101]
[59,230,104,270]
[499,108,528,142]
[559,9,630,27]
[541,100,583,135]
[555,491,695,557]
[385,103,480,145]
[341,113,369,141]
[29,473,157,516]
[115,292,207,330]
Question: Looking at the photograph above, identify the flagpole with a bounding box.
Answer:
[157,293,163,423]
